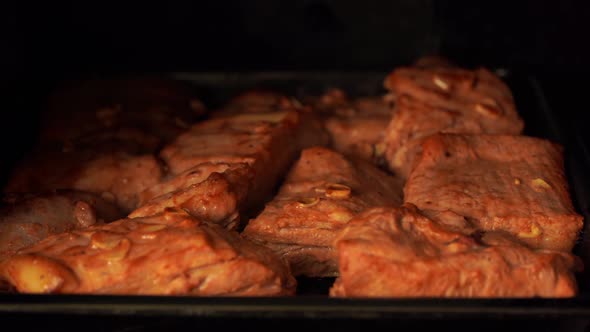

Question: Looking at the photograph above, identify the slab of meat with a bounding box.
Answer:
[151,101,329,225]
[243,147,403,277]
[310,89,393,162]
[5,145,164,213]
[0,190,123,260]
[0,209,296,296]
[161,101,327,175]
[130,164,253,230]
[404,134,583,251]
[381,65,524,178]
[330,205,578,298]
[137,162,233,205]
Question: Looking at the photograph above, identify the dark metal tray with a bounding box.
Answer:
[1,71,589,329]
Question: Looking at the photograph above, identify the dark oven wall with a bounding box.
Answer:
[7,0,590,74]
[3,0,590,185]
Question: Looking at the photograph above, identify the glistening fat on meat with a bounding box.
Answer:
[0,209,296,296]
[404,134,583,251]
[0,190,124,260]
[380,65,524,178]
[308,88,394,163]
[133,97,329,228]
[243,147,403,277]
[331,205,578,298]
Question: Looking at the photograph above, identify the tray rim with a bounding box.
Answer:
[1,294,590,318]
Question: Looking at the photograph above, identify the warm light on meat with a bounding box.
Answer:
[331,205,578,298]
[0,209,296,296]
[243,147,403,277]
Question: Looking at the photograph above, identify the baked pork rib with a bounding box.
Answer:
[381,65,524,177]
[309,89,392,162]
[0,209,296,296]
[311,88,394,162]
[130,164,253,230]
[0,190,123,260]
[5,146,163,213]
[404,134,583,252]
[136,99,329,228]
[331,205,578,298]
[243,147,403,277]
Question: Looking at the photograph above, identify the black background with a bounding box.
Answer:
[4,0,590,75]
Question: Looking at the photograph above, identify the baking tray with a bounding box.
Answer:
[0,71,589,326]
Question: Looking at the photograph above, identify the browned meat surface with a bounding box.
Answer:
[325,115,390,161]
[404,134,583,251]
[156,101,329,224]
[310,89,393,162]
[381,65,524,177]
[243,147,403,277]
[330,205,578,298]
[161,105,327,175]
[130,164,253,230]
[59,153,163,212]
[0,209,296,296]
[41,77,206,144]
[137,163,233,205]
[0,190,123,260]
[6,147,163,213]
[384,66,521,126]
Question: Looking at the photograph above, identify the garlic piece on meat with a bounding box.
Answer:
[296,197,320,208]
[137,223,167,233]
[329,211,353,223]
[3,255,78,293]
[433,75,450,91]
[137,224,168,240]
[102,238,131,262]
[324,183,352,199]
[446,242,465,254]
[474,102,501,118]
[392,146,407,168]
[373,143,386,158]
[90,231,124,250]
[531,178,552,191]
[518,223,543,238]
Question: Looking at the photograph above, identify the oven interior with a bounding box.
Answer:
[3,1,590,329]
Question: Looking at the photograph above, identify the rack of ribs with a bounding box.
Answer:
[308,88,394,163]
[243,147,403,277]
[404,134,583,252]
[136,97,329,229]
[0,209,296,296]
[0,190,123,261]
[330,205,579,298]
[380,64,524,178]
